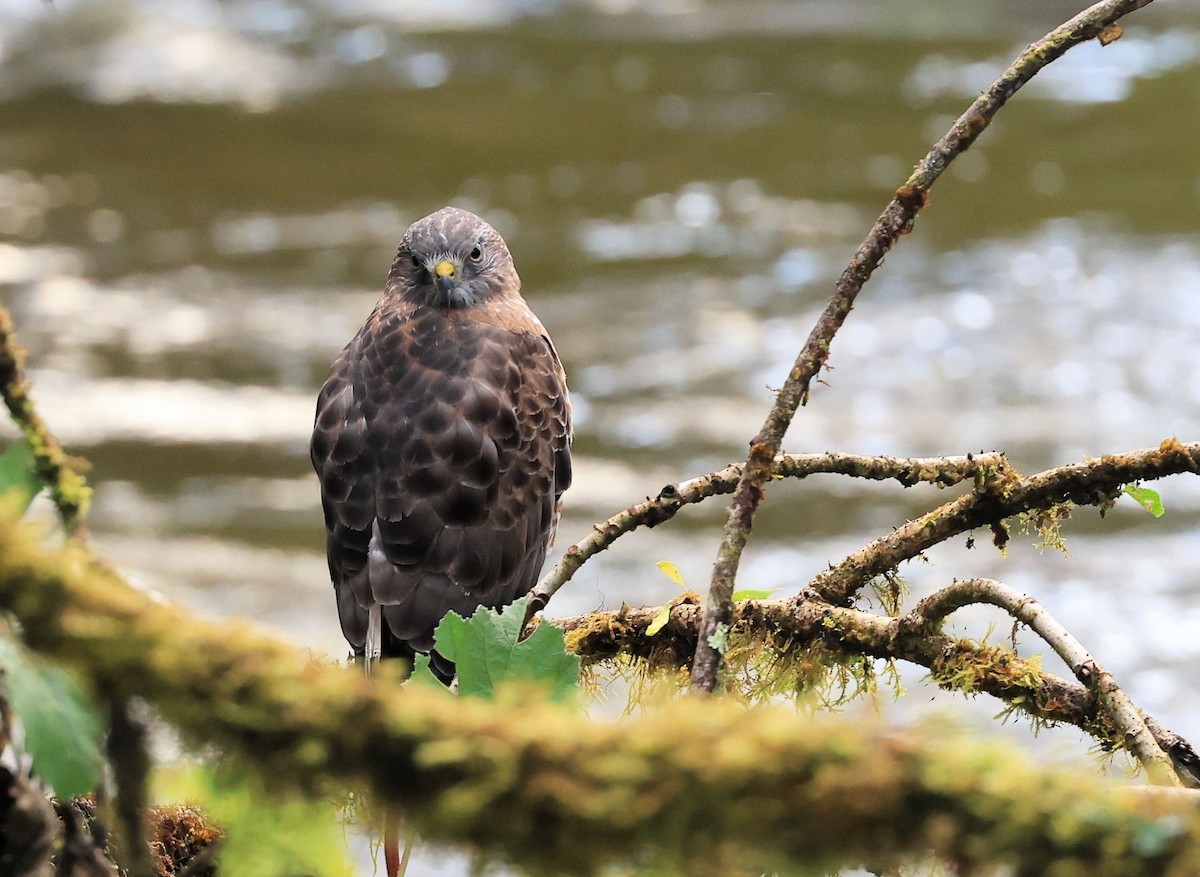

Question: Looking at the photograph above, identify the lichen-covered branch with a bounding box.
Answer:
[4,518,1200,876]
[691,0,1157,693]
[906,578,1179,785]
[554,590,1196,782]
[0,305,90,537]
[810,438,1200,606]
[527,451,1007,621]
[560,598,1091,718]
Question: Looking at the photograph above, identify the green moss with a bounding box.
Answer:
[931,641,1042,695]
[1016,503,1073,554]
[871,571,908,617]
[1,515,1197,875]
[578,616,897,715]
[0,307,92,535]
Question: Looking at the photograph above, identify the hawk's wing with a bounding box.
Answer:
[311,303,571,659]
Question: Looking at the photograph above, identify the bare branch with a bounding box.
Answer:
[106,697,155,876]
[691,0,1158,692]
[906,578,1180,785]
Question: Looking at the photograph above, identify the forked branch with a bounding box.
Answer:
[905,578,1179,785]
[690,0,1157,692]
[809,439,1199,606]
[527,451,1007,621]
[556,580,1193,785]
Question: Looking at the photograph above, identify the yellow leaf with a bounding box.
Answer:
[656,560,686,588]
[646,605,672,636]
[1098,23,1123,46]
[732,588,780,601]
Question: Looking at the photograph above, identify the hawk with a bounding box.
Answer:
[311,207,572,681]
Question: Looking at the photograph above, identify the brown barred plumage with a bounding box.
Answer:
[311,207,571,681]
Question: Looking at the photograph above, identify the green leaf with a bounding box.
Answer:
[408,654,454,691]
[1123,484,1165,518]
[157,761,352,877]
[731,588,780,601]
[707,622,730,655]
[0,440,43,515]
[646,604,672,636]
[0,631,104,797]
[656,560,686,588]
[434,595,580,701]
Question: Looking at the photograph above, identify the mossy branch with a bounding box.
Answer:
[691,0,1157,693]
[554,588,1195,784]
[0,303,144,868]
[532,441,1200,780]
[538,439,1196,623]
[4,517,1200,875]
[527,451,1007,621]
[906,578,1178,785]
[0,304,90,537]
[810,438,1200,606]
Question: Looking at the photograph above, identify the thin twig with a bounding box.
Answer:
[54,799,114,877]
[690,0,1156,693]
[809,438,1200,606]
[176,839,222,877]
[526,451,1007,623]
[106,697,155,877]
[0,304,90,537]
[0,762,57,873]
[905,578,1180,785]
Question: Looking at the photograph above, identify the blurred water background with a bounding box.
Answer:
[2,0,1200,869]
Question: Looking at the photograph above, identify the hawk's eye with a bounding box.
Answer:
[410,255,422,270]
[468,246,483,263]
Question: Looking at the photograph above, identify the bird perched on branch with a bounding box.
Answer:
[311,207,572,683]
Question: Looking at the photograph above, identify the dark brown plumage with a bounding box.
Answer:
[311,207,571,680]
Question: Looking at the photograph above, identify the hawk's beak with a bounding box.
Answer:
[434,259,458,294]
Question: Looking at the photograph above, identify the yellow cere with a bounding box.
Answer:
[434,260,457,278]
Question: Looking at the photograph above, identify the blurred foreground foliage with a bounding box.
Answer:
[1,506,1200,876]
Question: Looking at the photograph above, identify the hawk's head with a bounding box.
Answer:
[389,207,520,310]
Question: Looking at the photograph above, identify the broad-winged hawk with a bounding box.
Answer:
[311,207,572,680]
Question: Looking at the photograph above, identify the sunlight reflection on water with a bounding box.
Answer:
[904,29,1200,106]
[3,11,1200,851]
